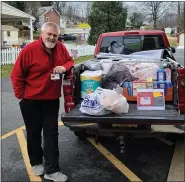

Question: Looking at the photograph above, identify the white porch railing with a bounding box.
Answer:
[1,45,95,65]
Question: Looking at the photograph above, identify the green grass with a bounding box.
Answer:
[168,39,177,47]
[167,35,177,47]
[1,64,14,78]
[74,55,93,64]
[1,55,94,78]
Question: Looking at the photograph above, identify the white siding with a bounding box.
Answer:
[2,30,19,44]
[60,18,66,28]
[179,33,184,47]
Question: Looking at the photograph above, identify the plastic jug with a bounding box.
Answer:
[157,81,168,96]
[157,69,166,81]
[165,68,171,81]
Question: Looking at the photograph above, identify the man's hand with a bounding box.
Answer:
[53,66,66,74]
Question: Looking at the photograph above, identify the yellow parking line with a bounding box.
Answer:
[2,122,65,181]
[1,122,63,140]
[58,121,64,126]
[1,125,25,140]
[87,137,142,182]
[16,130,42,181]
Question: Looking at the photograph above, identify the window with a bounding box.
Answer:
[46,17,49,22]
[123,36,141,52]
[100,36,123,53]
[7,31,10,37]
[141,35,165,50]
[100,34,165,54]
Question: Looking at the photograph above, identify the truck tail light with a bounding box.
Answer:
[63,68,76,113]
[180,78,185,87]
[177,68,185,113]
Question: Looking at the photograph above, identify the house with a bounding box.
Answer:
[38,6,66,30]
[165,27,172,34]
[177,30,184,48]
[64,23,91,41]
[1,2,35,43]
[140,21,152,30]
[125,18,133,29]
[62,16,73,26]
[1,25,19,46]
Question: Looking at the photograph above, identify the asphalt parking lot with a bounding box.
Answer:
[1,78,184,182]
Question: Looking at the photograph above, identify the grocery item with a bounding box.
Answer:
[129,63,160,81]
[165,68,171,81]
[157,81,168,96]
[137,89,165,110]
[157,69,166,81]
[147,77,153,89]
[132,81,148,96]
[123,82,133,96]
[80,70,103,98]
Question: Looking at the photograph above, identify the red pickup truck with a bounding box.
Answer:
[61,30,184,152]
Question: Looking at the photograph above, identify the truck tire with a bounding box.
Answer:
[74,131,86,140]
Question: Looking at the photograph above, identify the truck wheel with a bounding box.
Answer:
[74,131,86,140]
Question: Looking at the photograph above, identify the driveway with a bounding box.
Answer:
[174,46,184,67]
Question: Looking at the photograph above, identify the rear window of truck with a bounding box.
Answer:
[100,35,165,54]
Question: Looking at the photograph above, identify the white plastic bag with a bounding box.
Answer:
[100,59,113,75]
[95,87,129,114]
[79,93,112,116]
[84,61,101,71]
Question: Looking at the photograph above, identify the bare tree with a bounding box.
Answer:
[61,2,67,15]
[130,12,145,28]
[181,2,185,31]
[169,1,184,32]
[40,2,53,7]
[85,2,92,22]
[72,4,81,23]
[158,11,177,28]
[25,2,41,30]
[66,5,73,20]
[141,1,172,29]
[53,1,67,15]
[53,2,61,14]
[177,1,184,32]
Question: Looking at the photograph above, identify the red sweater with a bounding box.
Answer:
[11,38,74,100]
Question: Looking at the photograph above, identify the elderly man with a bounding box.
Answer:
[11,22,74,182]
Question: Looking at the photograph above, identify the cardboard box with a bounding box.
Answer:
[132,81,148,96]
[137,89,165,110]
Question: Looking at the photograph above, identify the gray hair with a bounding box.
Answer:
[41,22,60,34]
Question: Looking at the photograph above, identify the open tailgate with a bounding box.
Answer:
[61,103,184,125]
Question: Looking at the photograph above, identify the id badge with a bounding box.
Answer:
[51,74,60,80]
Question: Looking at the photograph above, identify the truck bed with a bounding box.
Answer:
[61,102,184,125]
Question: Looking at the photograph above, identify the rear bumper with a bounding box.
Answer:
[63,122,184,135]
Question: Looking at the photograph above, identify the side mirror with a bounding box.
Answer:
[171,47,176,53]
